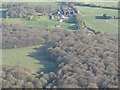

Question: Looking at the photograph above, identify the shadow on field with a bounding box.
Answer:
[95,16,111,19]
[28,44,58,73]
[68,25,78,30]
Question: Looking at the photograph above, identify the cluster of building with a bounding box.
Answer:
[48,5,77,23]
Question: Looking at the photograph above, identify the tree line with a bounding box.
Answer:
[2,22,61,49]
[2,65,57,88]
[2,2,58,19]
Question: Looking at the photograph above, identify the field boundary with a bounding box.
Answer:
[83,21,101,34]
[76,13,101,34]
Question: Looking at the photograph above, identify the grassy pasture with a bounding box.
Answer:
[0,8,7,11]
[2,45,58,74]
[87,2,118,8]
[76,6,118,34]
[3,16,77,30]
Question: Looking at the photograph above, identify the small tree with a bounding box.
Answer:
[103,14,107,18]
[29,15,38,21]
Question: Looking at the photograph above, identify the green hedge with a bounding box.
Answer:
[75,13,84,29]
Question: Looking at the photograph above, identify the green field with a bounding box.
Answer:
[0,8,7,11]
[82,2,118,8]
[3,16,77,30]
[2,45,57,73]
[76,6,118,34]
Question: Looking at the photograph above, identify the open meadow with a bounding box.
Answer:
[3,16,77,30]
[2,45,58,74]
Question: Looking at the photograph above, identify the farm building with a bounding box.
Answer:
[37,13,43,16]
